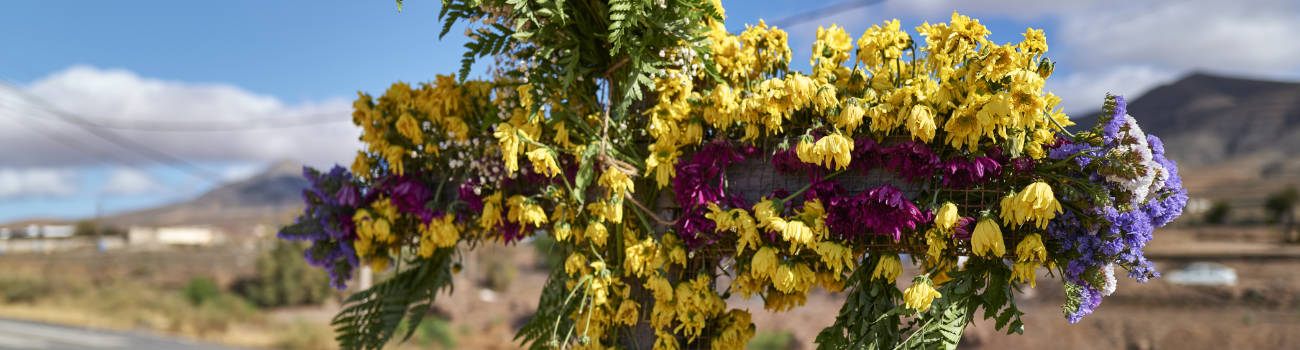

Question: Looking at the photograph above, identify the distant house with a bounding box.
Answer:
[128,226,221,247]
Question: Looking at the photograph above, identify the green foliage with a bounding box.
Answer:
[235,240,334,307]
[747,330,796,350]
[814,255,904,349]
[181,276,222,306]
[531,232,565,270]
[405,317,457,349]
[515,269,580,350]
[332,248,456,350]
[817,258,1025,350]
[1265,185,1297,223]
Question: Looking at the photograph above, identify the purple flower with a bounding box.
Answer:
[390,176,435,223]
[881,141,939,182]
[824,184,924,241]
[458,182,484,213]
[938,156,1001,188]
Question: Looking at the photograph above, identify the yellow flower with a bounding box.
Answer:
[1000,182,1062,229]
[712,310,755,350]
[507,196,547,228]
[564,253,588,276]
[814,241,854,275]
[654,329,679,350]
[525,148,561,177]
[781,220,814,246]
[813,84,839,113]
[587,221,609,247]
[834,101,866,133]
[350,151,371,179]
[645,143,680,188]
[935,202,959,233]
[906,104,937,142]
[1012,261,1038,287]
[370,256,391,272]
[599,168,636,196]
[646,274,674,302]
[751,246,779,280]
[615,299,640,326]
[493,123,521,174]
[395,113,423,145]
[1015,233,1047,263]
[872,254,902,283]
[478,191,503,229]
[972,218,1006,257]
[1019,182,1062,229]
[924,228,948,261]
[1018,28,1048,54]
[804,133,853,170]
[903,278,942,312]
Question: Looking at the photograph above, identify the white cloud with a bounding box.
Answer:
[0,65,361,170]
[220,164,263,182]
[1058,0,1300,77]
[0,168,78,199]
[100,167,159,196]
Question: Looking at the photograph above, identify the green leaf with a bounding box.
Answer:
[573,143,599,204]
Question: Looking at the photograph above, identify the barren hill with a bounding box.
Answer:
[100,160,307,231]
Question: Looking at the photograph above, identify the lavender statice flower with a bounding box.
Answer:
[281,165,363,289]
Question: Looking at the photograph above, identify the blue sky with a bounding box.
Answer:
[1,0,1297,223]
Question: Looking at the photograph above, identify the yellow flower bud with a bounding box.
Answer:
[935,202,959,232]
[1012,261,1038,287]
[1015,233,1047,262]
[525,148,561,177]
[903,279,942,312]
[871,254,902,283]
[972,218,1006,257]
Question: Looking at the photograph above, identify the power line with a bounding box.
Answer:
[770,0,887,28]
[0,98,137,167]
[0,85,350,132]
[0,82,222,182]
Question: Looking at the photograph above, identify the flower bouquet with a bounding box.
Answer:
[278,1,1187,349]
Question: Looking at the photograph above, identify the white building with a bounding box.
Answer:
[128,226,220,247]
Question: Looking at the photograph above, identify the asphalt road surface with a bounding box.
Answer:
[0,318,240,350]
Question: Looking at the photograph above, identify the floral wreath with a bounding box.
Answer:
[279,1,1187,349]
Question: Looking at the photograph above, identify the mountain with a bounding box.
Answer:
[101,160,308,230]
[1073,73,1300,168]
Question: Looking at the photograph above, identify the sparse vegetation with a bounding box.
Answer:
[234,240,334,307]
[1204,200,1232,225]
[1265,186,1297,242]
[749,330,797,350]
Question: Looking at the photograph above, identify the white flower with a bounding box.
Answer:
[1101,264,1117,296]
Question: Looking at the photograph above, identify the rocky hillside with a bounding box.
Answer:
[1074,73,1300,214]
[1075,73,1300,168]
[101,160,307,230]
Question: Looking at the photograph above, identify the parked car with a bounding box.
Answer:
[1166,262,1237,286]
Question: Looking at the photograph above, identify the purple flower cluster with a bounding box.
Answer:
[880,141,940,182]
[1044,94,1189,323]
[810,182,925,241]
[937,156,1001,188]
[280,165,361,289]
[674,142,748,248]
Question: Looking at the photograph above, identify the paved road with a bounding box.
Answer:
[0,318,241,350]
